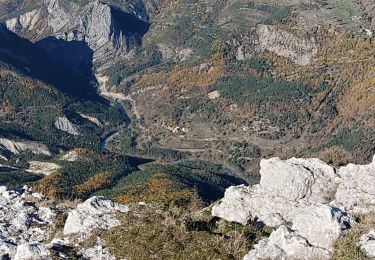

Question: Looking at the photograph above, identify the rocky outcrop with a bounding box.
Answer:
[212,158,341,227]
[14,243,51,260]
[54,116,80,135]
[5,9,43,33]
[79,238,115,260]
[227,24,318,66]
[5,0,149,66]
[63,196,129,237]
[358,230,375,258]
[157,43,193,62]
[0,186,56,259]
[79,113,103,127]
[213,156,375,259]
[0,138,51,156]
[244,225,331,260]
[26,161,61,175]
[0,186,127,259]
[333,155,375,214]
[60,150,80,162]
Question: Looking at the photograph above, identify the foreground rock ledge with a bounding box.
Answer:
[0,186,128,259]
[212,156,375,259]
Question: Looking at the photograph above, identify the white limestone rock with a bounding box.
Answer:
[37,207,57,224]
[60,150,80,162]
[212,157,338,227]
[6,0,147,66]
[244,225,332,260]
[79,113,103,127]
[0,138,51,156]
[259,157,337,202]
[333,156,375,214]
[256,25,318,66]
[213,156,359,259]
[54,116,80,135]
[0,187,57,259]
[14,243,51,260]
[46,0,72,32]
[0,186,129,259]
[80,238,115,260]
[0,237,17,259]
[227,25,318,66]
[5,9,43,33]
[212,185,253,225]
[292,204,352,250]
[26,161,61,176]
[358,229,375,258]
[63,196,129,236]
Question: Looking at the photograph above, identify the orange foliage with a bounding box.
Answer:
[0,68,55,97]
[115,176,194,204]
[266,33,375,127]
[339,74,375,118]
[136,59,225,89]
[115,189,193,204]
[74,172,113,195]
[0,101,15,115]
[73,148,96,157]
[33,172,65,198]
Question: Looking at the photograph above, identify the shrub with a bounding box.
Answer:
[333,213,375,260]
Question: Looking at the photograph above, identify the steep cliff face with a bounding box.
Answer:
[5,0,150,69]
[227,24,318,66]
[0,138,51,156]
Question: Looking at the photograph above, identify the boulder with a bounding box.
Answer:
[14,243,51,260]
[292,204,352,250]
[211,185,253,225]
[259,157,337,202]
[358,229,375,258]
[212,156,359,258]
[54,116,80,135]
[63,196,129,236]
[333,156,375,214]
[212,157,338,227]
[244,225,331,260]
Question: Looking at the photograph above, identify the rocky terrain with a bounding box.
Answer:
[0,0,373,181]
[5,0,150,68]
[0,185,129,259]
[0,155,374,259]
[213,155,375,259]
[0,138,51,156]
[0,0,374,258]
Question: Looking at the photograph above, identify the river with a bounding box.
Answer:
[100,101,130,151]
